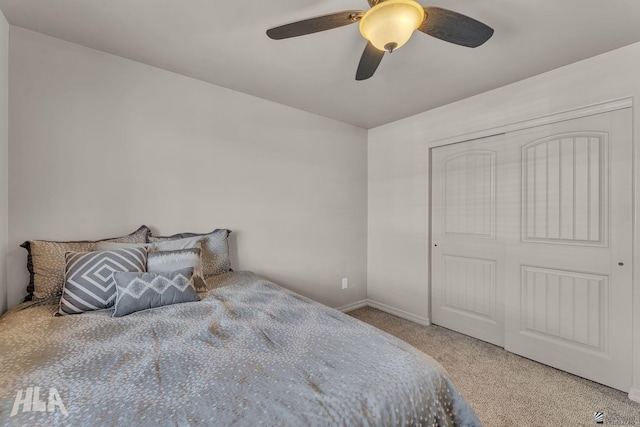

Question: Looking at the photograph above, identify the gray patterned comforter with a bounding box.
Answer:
[0,272,480,426]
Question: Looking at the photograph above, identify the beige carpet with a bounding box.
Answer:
[348,307,640,427]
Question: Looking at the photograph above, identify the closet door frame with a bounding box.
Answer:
[426,97,639,401]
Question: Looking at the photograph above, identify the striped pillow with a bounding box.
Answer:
[148,229,231,277]
[59,247,148,315]
[147,247,205,290]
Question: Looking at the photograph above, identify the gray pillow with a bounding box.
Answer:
[148,229,231,277]
[147,247,206,291]
[112,268,199,317]
[21,225,150,301]
[95,241,150,251]
[150,236,205,252]
[59,246,148,315]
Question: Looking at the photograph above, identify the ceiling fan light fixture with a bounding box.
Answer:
[359,0,425,52]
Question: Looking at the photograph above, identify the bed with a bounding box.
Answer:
[2,226,479,425]
[0,270,480,426]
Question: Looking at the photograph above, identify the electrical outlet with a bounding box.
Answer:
[341,278,348,290]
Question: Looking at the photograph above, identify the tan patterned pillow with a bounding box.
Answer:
[21,225,150,301]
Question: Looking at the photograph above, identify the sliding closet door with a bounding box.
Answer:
[503,109,633,391]
[431,135,506,347]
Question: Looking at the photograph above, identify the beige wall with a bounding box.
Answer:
[0,9,7,314]
[368,40,640,398]
[6,27,368,311]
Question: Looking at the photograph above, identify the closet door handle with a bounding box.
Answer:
[618,262,624,266]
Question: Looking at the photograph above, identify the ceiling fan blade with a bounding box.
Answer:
[419,7,494,48]
[355,41,385,81]
[267,10,364,40]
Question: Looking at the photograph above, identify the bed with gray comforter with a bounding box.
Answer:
[0,271,480,426]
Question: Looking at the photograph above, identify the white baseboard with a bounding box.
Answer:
[366,299,431,326]
[335,299,368,313]
[629,387,640,403]
[335,299,430,326]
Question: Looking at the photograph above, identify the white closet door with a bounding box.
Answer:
[503,109,633,391]
[431,135,506,346]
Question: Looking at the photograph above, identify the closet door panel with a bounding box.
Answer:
[503,109,632,392]
[431,137,505,346]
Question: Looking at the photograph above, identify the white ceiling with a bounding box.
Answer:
[1,1,640,129]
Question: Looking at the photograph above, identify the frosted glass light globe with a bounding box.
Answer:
[359,0,425,52]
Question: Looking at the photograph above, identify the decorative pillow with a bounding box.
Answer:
[21,225,150,301]
[112,268,199,317]
[58,247,148,315]
[148,229,231,277]
[147,247,206,290]
[94,241,150,251]
[150,236,205,252]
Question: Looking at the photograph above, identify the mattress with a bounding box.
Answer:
[0,271,480,426]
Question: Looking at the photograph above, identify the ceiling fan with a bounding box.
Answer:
[266,0,494,80]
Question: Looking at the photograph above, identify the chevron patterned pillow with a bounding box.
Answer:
[58,247,148,315]
[112,268,199,317]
